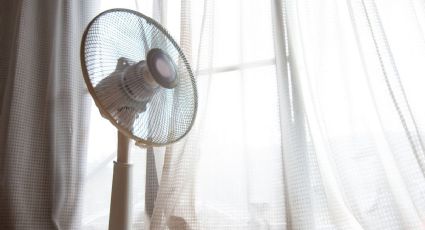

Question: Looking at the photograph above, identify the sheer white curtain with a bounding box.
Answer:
[283,0,425,228]
[0,0,97,229]
[83,0,425,229]
[151,0,285,228]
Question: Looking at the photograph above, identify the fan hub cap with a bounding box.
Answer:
[147,48,178,89]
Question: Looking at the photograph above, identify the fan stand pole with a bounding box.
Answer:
[109,130,133,230]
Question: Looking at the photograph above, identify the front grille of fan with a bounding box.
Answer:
[81,9,197,146]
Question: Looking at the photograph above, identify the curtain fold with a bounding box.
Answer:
[0,1,97,229]
[283,0,425,228]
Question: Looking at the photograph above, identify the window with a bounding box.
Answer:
[83,0,279,228]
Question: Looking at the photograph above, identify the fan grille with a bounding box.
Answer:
[81,9,197,146]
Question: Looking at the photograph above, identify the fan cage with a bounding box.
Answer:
[80,8,197,147]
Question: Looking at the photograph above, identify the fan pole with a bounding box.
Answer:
[109,130,133,230]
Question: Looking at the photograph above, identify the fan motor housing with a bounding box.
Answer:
[120,58,159,103]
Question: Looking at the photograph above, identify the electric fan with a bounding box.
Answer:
[80,9,197,230]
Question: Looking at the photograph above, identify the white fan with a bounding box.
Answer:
[80,9,197,229]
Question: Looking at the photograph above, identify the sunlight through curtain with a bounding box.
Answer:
[82,0,425,229]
